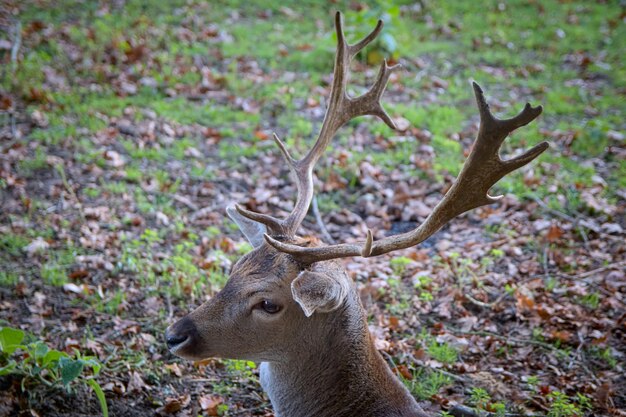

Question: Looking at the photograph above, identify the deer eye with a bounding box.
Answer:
[259,300,281,314]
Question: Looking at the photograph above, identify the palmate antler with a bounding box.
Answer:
[239,11,549,265]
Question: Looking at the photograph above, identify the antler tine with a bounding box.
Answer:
[272,132,296,170]
[266,81,549,264]
[280,11,399,235]
[347,15,383,57]
[299,12,396,168]
[235,205,285,235]
[237,11,398,238]
[351,60,402,129]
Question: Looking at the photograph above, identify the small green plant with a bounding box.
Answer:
[547,391,591,417]
[469,387,491,410]
[526,375,540,389]
[224,359,257,381]
[414,274,435,302]
[575,393,593,412]
[427,340,458,365]
[532,327,545,342]
[588,346,617,368]
[402,369,452,400]
[0,271,19,286]
[418,291,434,302]
[390,256,413,276]
[0,233,30,257]
[384,277,413,315]
[578,292,600,309]
[18,148,48,173]
[0,327,108,417]
[468,387,507,416]
[41,262,68,286]
[504,283,516,295]
[83,187,101,198]
[491,402,506,417]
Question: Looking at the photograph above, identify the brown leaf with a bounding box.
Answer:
[595,382,613,410]
[127,371,146,392]
[0,94,13,111]
[27,20,46,33]
[546,224,564,243]
[550,330,571,343]
[199,394,224,415]
[392,365,412,380]
[388,316,400,331]
[515,287,535,311]
[125,44,148,64]
[165,363,183,377]
[254,130,269,140]
[157,394,191,415]
[27,87,51,104]
[69,269,89,280]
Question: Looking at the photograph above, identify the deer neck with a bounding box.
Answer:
[259,290,422,417]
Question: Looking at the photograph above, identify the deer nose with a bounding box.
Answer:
[166,332,188,349]
[165,316,198,351]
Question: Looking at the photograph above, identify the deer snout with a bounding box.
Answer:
[165,316,199,354]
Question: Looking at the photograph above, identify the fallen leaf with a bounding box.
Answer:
[199,394,224,415]
[157,394,191,415]
[546,224,564,242]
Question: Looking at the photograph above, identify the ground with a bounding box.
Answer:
[0,1,624,416]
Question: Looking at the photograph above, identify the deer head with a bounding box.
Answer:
[165,11,547,416]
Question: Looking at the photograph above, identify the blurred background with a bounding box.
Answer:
[0,1,624,416]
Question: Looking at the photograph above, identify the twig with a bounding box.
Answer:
[464,292,508,309]
[312,195,335,244]
[447,328,557,351]
[11,20,21,74]
[172,194,199,211]
[437,368,468,383]
[555,260,626,280]
[532,195,624,246]
[532,196,574,222]
[568,332,584,370]
[519,260,626,287]
[10,112,16,139]
[166,292,174,321]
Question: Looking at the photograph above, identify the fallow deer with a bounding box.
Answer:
[165,12,548,417]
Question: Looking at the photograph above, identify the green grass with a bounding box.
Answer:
[403,369,453,400]
[11,0,622,205]
[427,340,458,365]
[0,272,19,286]
[0,233,30,258]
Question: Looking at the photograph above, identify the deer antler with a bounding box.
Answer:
[265,82,549,264]
[236,11,400,237]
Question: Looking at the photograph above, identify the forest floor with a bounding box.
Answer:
[1,1,625,416]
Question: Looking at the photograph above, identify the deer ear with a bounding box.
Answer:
[291,270,348,317]
[226,205,267,248]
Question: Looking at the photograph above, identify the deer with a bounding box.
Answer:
[165,11,548,417]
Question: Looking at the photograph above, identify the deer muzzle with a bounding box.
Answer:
[165,316,200,357]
